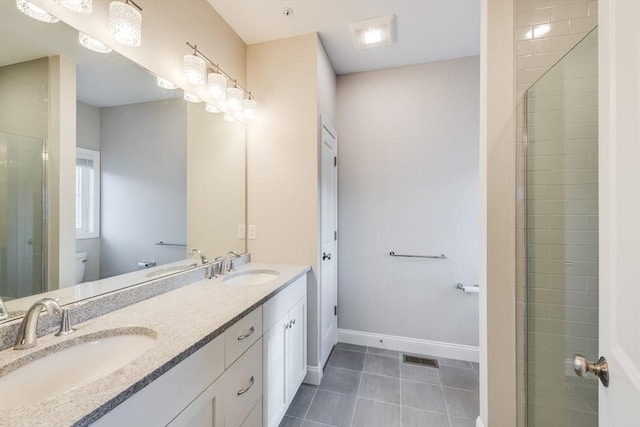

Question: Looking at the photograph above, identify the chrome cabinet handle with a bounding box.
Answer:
[573,354,609,387]
[292,318,296,325]
[237,376,255,396]
[237,326,255,341]
[322,252,331,260]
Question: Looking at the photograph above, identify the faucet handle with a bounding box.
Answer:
[55,308,75,336]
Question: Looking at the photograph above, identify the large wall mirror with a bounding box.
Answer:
[0,1,246,322]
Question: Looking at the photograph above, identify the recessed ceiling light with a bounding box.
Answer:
[349,14,396,49]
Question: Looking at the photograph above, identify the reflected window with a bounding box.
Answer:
[76,148,100,239]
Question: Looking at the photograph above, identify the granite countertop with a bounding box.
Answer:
[0,263,310,427]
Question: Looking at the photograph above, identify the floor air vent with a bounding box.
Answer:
[403,354,439,368]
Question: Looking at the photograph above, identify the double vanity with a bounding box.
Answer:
[0,261,310,427]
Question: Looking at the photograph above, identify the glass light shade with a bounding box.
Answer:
[223,114,235,122]
[183,92,202,103]
[207,72,227,100]
[226,87,244,112]
[243,98,257,120]
[183,54,206,85]
[205,103,221,113]
[56,0,92,14]
[109,1,142,47]
[79,32,112,53]
[16,0,59,23]
[156,76,177,90]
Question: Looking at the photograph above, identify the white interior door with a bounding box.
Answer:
[598,1,640,425]
[320,117,338,368]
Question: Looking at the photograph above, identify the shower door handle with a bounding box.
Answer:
[322,252,332,261]
[573,354,609,387]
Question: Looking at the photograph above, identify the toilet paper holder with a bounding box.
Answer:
[455,283,479,293]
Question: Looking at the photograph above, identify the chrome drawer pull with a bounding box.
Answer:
[237,326,255,341]
[237,376,255,396]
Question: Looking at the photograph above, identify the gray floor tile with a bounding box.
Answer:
[401,406,451,427]
[400,380,448,414]
[435,356,473,369]
[286,384,318,418]
[301,421,333,427]
[328,349,366,371]
[352,398,401,427]
[438,366,479,391]
[306,390,356,427]
[319,367,361,395]
[336,342,367,353]
[471,362,479,374]
[367,347,400,358]
[280,416,303,427]
[443,387,479,420]
[401,362,440,385]
[363,353,400,377]
[358,373,400,404]
[450,417,476,427]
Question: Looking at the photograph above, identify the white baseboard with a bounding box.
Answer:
[337,328,479,363]
[304,365,322,385]
[476,416,485,427]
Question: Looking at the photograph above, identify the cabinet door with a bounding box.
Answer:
[263,315,288,427]
[167,379,224,427]
[286,297,307,401]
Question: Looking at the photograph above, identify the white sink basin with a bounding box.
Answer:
[0,327,156,410]
[223,269,280,286]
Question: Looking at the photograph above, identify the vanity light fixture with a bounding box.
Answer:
[156,76,178,90]
[349,14,396,49]
[16,0,60,23]
[79,32,112,53]
[109,0,142,47]
[223,114,235,122]
[205,103,221,113]
[207,70,227,100]
[183,91,202,103]
[184,46,206,85]
[242,95,257,120]
[226,84,244,112]
[56,0,92,14]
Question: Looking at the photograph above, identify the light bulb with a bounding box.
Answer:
[207,72,227,100]
[16,0,59,23]
[226,87,243,112]
[56,0,92,14]
[109,1,142,47]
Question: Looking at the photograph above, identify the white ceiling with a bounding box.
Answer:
[207,0,481,75]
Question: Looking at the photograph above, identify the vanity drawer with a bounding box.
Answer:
[240,398,263,427]
[224,338,263,427]
[225,307,262,368]
[263,275,307,331]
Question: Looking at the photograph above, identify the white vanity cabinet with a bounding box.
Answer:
[262,276,308,427]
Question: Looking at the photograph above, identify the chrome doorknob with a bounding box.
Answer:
[573,354,609,387]
[322,252,332,261]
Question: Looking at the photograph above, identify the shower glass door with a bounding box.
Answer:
[525,28,598,427]
[0,131,46,300]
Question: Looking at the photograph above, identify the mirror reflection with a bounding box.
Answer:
[0,1,246,321]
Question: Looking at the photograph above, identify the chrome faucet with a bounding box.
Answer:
[189,248,209,265]
[14,298,62,350]
[220,251,240,275]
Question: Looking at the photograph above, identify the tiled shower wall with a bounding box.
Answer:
[514,1,598,426]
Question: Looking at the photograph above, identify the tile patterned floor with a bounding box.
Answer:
[280,343,479,427]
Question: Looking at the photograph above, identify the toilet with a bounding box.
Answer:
[75,252,88,284]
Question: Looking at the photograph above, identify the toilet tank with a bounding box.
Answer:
[75,252,88,284]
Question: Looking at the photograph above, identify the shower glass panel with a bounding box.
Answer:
[0,132,46,300]
[525,29,598,427]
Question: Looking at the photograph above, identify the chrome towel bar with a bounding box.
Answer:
[389,251,447,259]
[155,241,187,247]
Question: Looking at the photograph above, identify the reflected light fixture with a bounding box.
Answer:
[205,103,221,113]
[349,14,395,49]
[56,0,92,14]
[226,84,243,112]
[184,47,206,85]
[243,95,257,120]
[16,0,59,23]
[207,70,227,100]
[109,0,142,47]
[79,32,112,53]
[183,91,202,103]
[156,76,178,90]
[223,114,235,122]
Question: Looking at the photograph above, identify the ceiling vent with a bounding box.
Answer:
[349,14,396,49]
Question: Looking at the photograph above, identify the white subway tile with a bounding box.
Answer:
[517,8,552,27]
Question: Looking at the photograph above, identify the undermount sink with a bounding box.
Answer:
[222,269,280,286]
[146,262,198,278]
[0,327,156,410]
